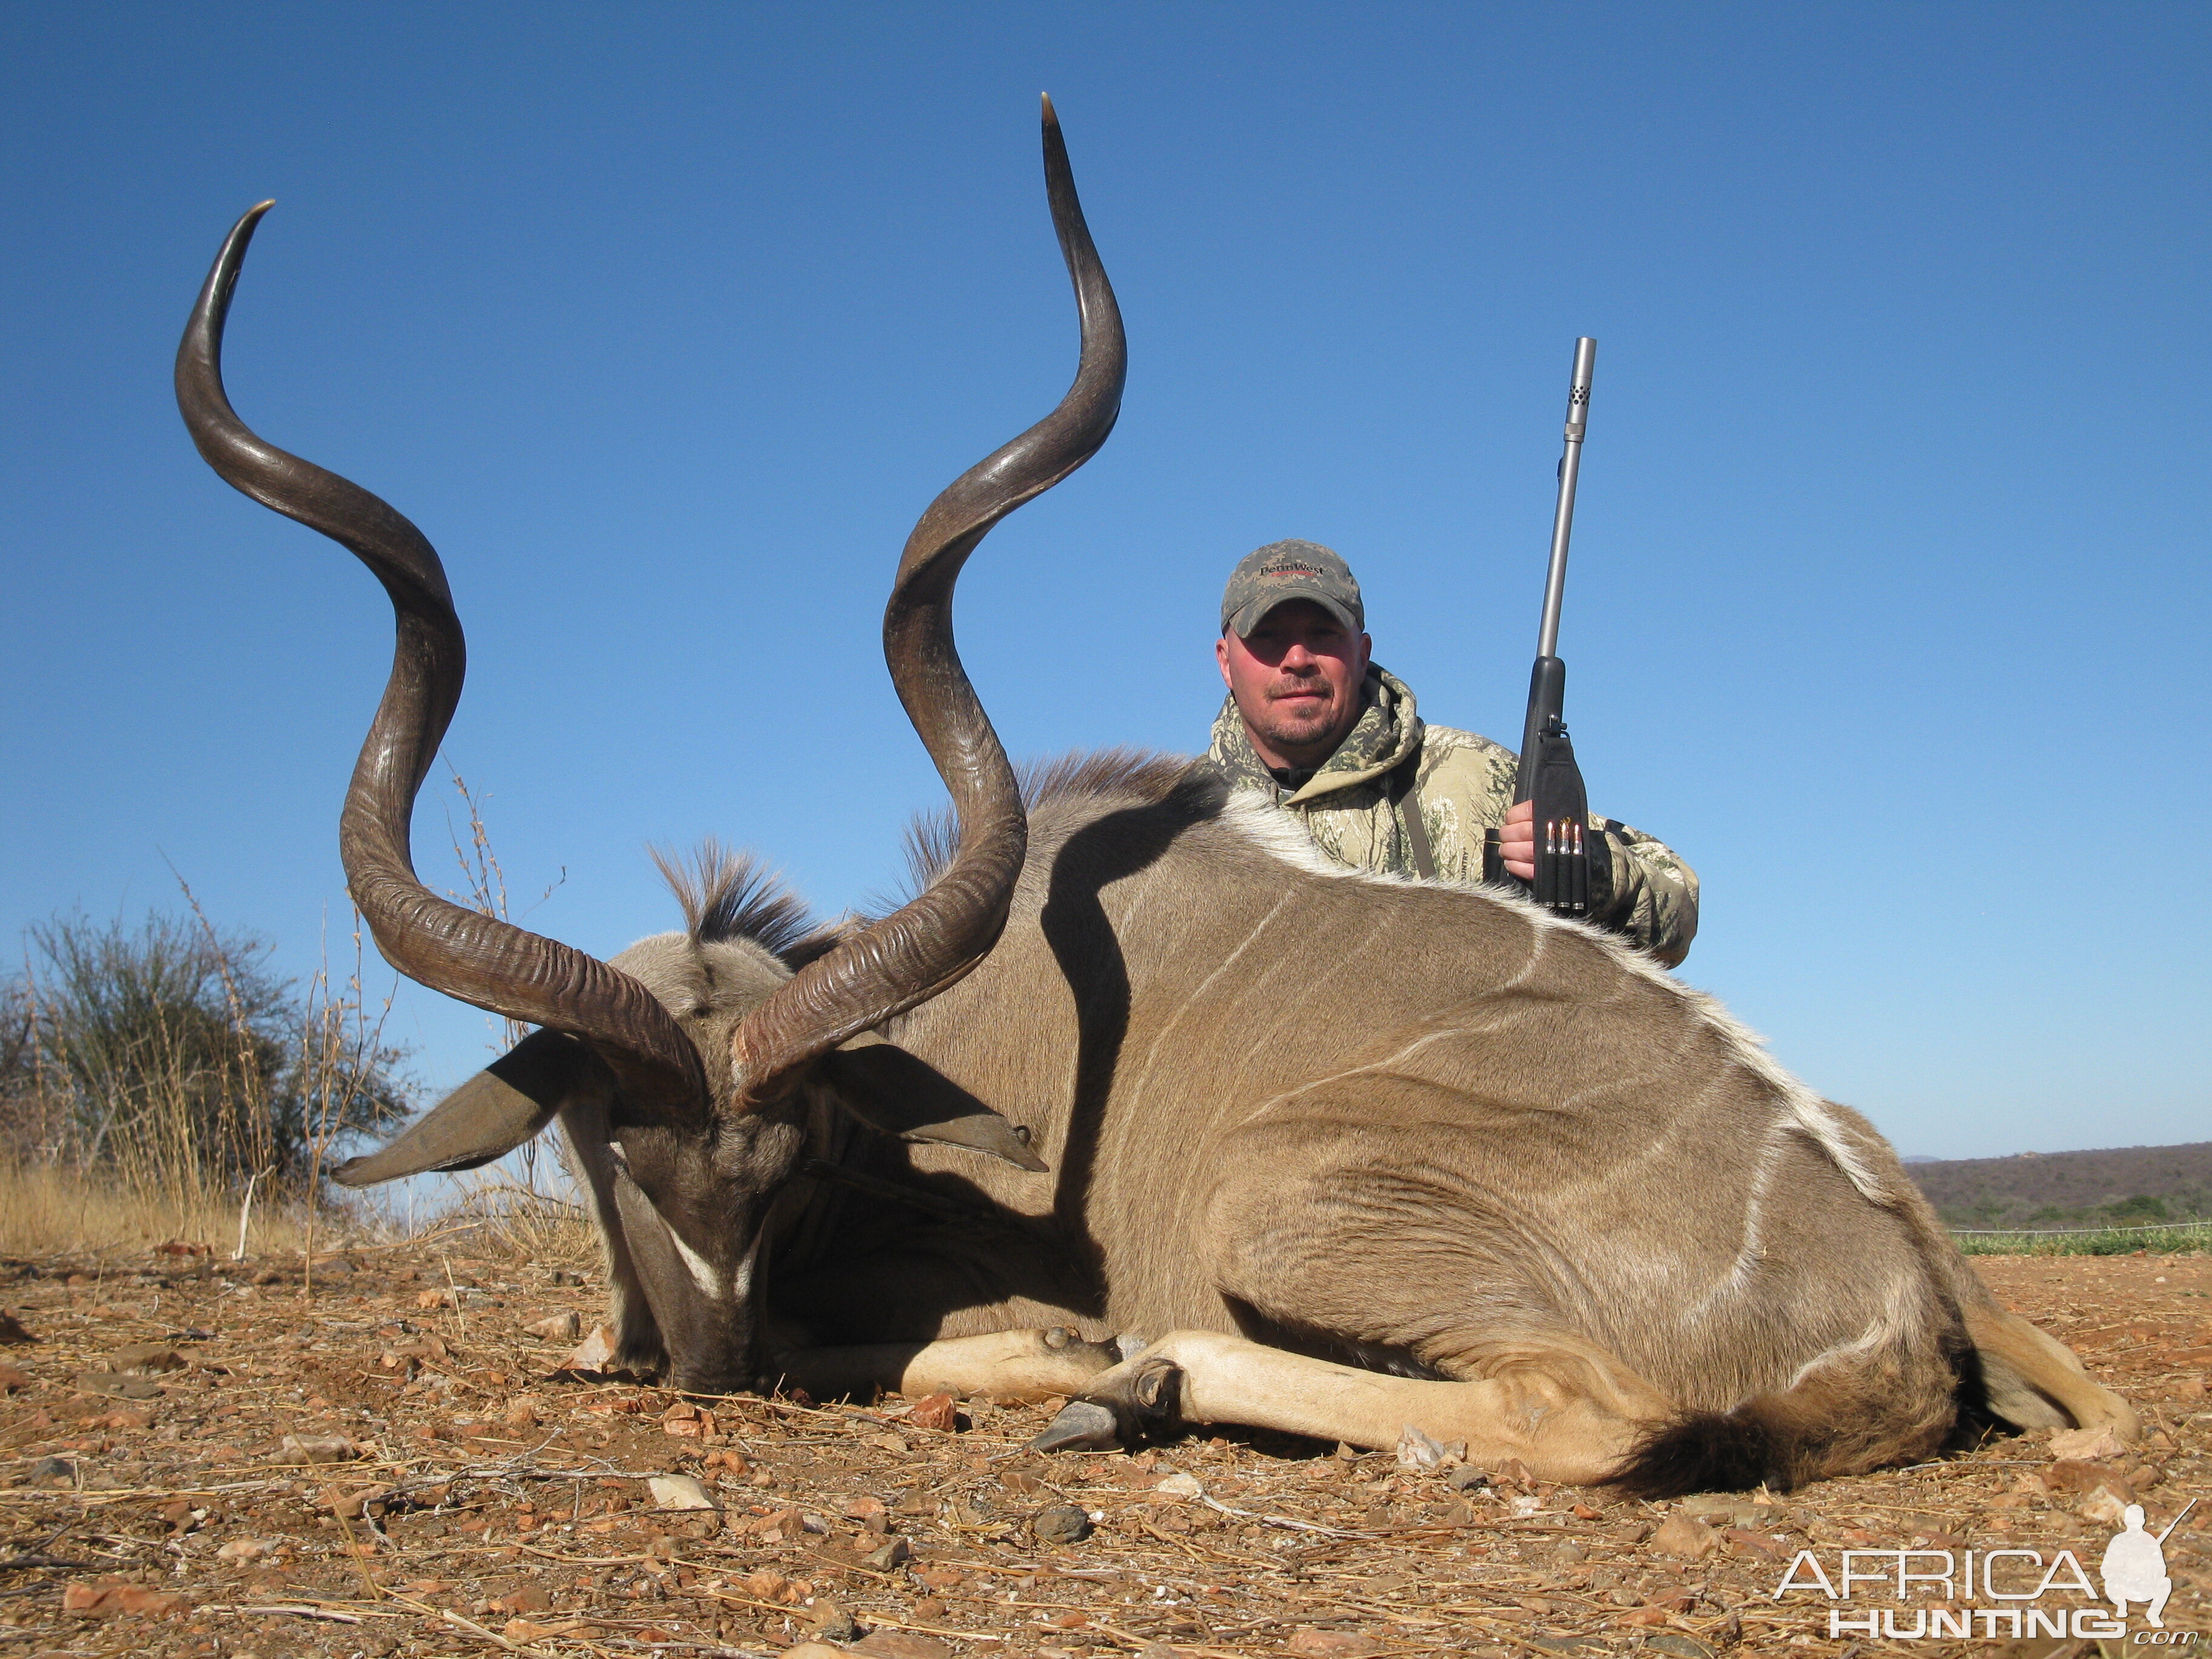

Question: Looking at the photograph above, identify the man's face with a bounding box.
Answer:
[1216,599,1372,771]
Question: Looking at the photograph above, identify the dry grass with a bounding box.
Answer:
[0,1158,602,1276]
[0,1160,317,1259]
[2,894,410,1248]
[436,1171,602,1272]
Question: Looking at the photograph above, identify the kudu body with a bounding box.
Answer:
[177,104,2132,1494]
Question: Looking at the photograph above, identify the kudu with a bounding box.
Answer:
[177,102,2133,1494]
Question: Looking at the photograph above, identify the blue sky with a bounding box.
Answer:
[3,4,2205,1160]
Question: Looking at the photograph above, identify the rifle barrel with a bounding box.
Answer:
[2156,1495,2198,1545]
[1536,337,1597,660]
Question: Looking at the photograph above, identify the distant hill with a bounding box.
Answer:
[1903,1141,2212,1229]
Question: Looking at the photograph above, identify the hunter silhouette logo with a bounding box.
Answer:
[1770,1495,2198,1643]
[2104,1500,2194,1629]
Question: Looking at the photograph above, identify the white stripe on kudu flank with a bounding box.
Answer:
[1131,884,1296,1096]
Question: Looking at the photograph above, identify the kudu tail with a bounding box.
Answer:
[1609,1333,1967,1499]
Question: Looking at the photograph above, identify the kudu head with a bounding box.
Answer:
[175,98,1124,1391]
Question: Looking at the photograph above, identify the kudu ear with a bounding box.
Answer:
[331,1028,606,1187]
[815,1039,1048,1173]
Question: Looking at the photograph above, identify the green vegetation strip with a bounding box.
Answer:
[1950,1218,2212,1256]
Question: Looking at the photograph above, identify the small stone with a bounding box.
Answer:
[842,1495,887,1521]
[566,1324,620,1371]
[804,1602,859,1642]
[75,1370,159,1399]
[1032,1503,1093,1544]
[2047,1458,2133,1499]
[525,1311,581,1341]
[850,1635,951,1659]
[503,1398,541,1430]
[663,1401,714,1438]
[2050,1423,2127,1461]
[278,1433,360,1463]
[2079,1481,2133,1525]
[111,1344,188,1375]
[906,1390,959,1432]
[1446,1464,1488,1491]
[1151,1471,1203,1498]
[870,1431,910,1454]
[323,1484,390,1519]
[863,1535,912,1570]
[28,1455,76,1483]
[216,1538,273,1560]
[1675,1492,1766,1527]
[1648,1512,1720,1560]
[0,1309,38,1344]
[62,1583,188,1618]
[648,1473,717,1510]
[0,1361,28,1391]
[1285,1631,1386,1658]
[1393,1423,1453,1472]
[491,1585,552,1615]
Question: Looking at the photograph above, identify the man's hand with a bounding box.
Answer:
[1499,798,1537,882]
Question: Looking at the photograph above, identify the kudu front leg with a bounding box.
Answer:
[1031,1330,1656,1486]
[772,1328,1125,1404]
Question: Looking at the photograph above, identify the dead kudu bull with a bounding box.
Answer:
[177,103,2132,1496]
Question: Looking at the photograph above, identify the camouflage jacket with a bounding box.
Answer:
[1199,665,1700,966]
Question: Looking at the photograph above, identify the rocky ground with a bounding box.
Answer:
[1,1244,2205,1659]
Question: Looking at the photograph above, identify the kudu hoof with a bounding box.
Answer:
[1030,1399,1121,1453]
[1028,1354,1184,1453]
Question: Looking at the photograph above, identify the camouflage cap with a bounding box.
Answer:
[1220,540,1365,637]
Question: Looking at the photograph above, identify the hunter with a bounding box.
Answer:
[1202,540,1699,966]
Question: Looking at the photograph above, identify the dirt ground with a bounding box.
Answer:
[1,1245,2205,1659]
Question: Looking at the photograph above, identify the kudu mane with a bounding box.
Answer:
[650,839,818,954]
[893,748,1204,908]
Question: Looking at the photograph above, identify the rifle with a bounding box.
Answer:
[1483,337,1607,915]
